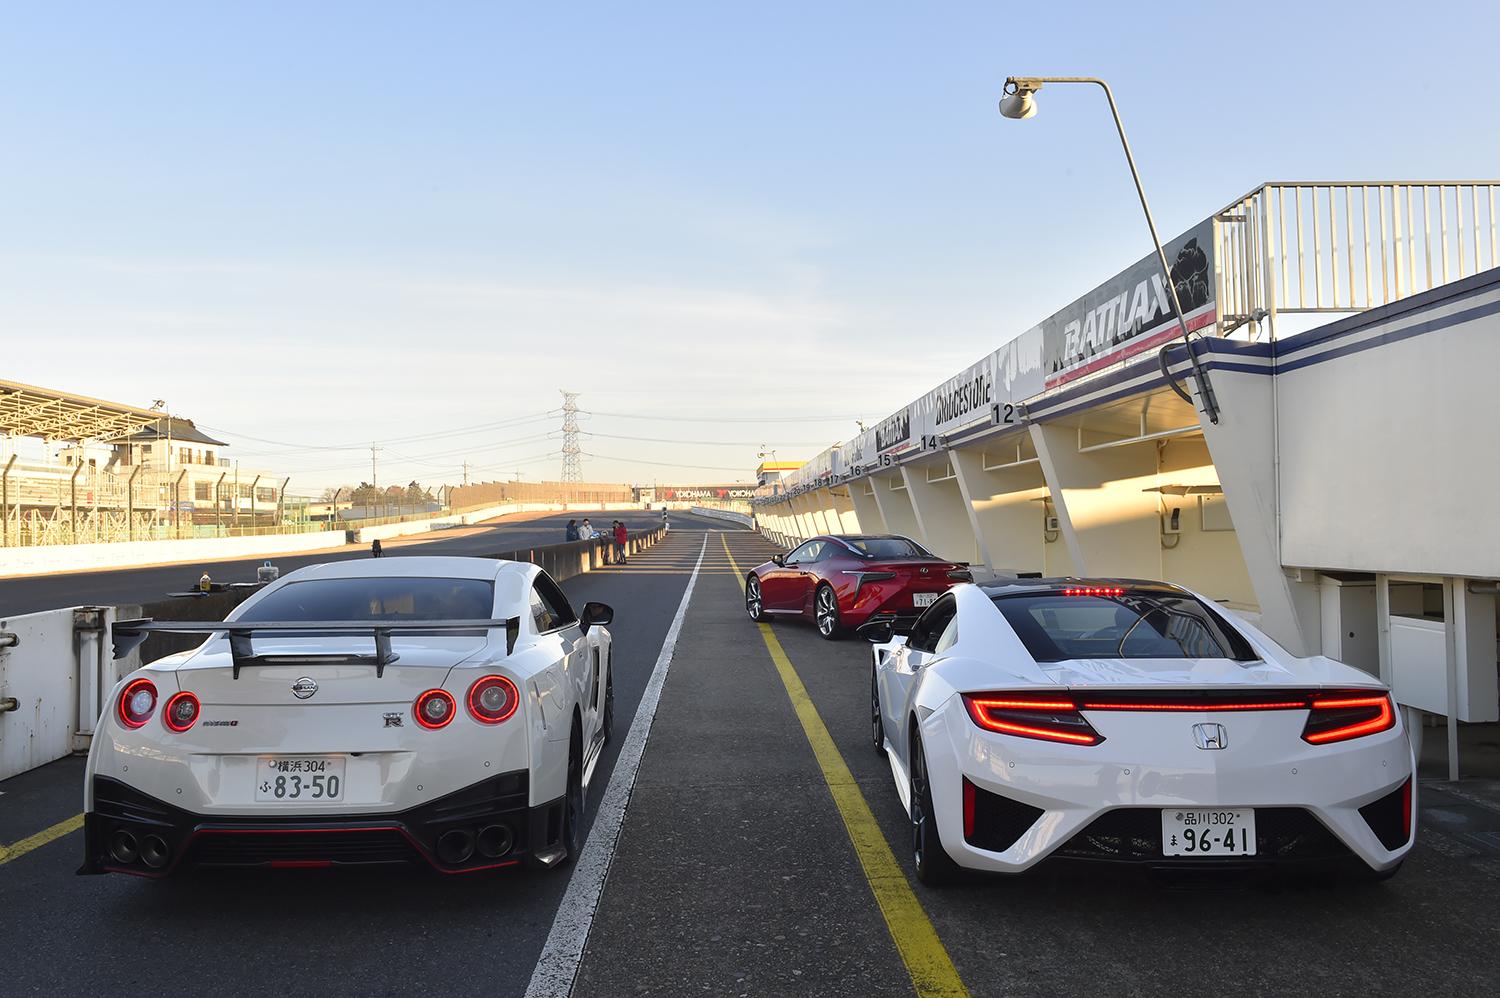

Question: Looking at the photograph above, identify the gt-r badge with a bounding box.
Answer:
[291,677,319,699]
[1193,722,1228,750]
[383,712,404,728]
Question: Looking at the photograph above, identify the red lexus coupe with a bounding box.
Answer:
[744,534,971,639]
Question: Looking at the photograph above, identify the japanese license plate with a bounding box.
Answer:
[913,592,937,608]
[256,756,346,802]
[1162,808,1256,856]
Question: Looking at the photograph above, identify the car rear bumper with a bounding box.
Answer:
[920,700,1416,875]
[80,772,565,877]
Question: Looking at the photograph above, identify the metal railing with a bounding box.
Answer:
[1216,181,1500,340]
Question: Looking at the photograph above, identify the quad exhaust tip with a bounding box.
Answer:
[139,835,170,870]
[476,824,514,859]
[437,829,476,865]
[108,829,139,865]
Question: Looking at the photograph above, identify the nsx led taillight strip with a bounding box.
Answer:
[961,690,1397,746]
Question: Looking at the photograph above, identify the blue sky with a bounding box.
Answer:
[2,1,1495,489]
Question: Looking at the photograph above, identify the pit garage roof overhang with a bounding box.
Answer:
[0,379,169,443]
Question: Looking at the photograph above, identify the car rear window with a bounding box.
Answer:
[237,578,495,622]
[990,590,1257,662]
[845,537,933,559]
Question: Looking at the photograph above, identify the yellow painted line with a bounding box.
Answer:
[0,813,83,865]
[721,535,968,998]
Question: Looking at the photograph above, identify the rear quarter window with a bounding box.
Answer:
[991,590,1256,662]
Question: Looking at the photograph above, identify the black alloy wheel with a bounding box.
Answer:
[815,584,842,640]
[746,576,766,622]
[910,730,960,886]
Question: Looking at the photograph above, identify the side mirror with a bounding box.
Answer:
[857,619,894,644]
[579,601,614,634]
[771,554,786,567]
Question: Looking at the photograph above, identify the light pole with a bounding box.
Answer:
[999,76,1219,423]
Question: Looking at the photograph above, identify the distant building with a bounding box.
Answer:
[754,461,804,496]
[1,378,291,544]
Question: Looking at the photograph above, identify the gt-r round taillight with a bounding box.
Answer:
[467,675,519,725]
[414,689,456,730]
[117,678,158,729]
[162,691,201,733]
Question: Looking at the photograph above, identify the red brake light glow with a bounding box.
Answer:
[117,678,157,729]
[962,688,1397,747]
[962,694,1104,746]
[466,675,519,725]
[1301,693,1396,744]
[1061,587,1125,597]
[414,689,457,730]
[162,691,201,733]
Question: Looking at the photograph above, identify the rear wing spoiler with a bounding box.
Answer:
[111,618,522,679]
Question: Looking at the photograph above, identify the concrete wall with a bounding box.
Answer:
[1275,278,1500,578]
[0,528,350,580]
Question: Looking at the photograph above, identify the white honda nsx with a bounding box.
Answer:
[81,557,615,877]
[865,579,1415,884]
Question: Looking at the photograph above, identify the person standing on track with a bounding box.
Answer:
[565,518,580,542]
[613,520,628,564]
[579,517,595,540]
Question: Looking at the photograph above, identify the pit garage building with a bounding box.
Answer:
[753,180,1500,779]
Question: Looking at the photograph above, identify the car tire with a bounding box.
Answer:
[815,584,843,640]
[561,728,585,865]
[602,662,615,745]
[871,665,886,755]
[746,575,766,622]
[910,730,961,886]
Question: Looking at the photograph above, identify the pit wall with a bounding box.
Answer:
[0,528,663,781]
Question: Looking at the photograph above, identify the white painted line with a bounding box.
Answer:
[524,532,708,998]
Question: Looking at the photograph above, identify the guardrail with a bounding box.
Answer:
[1216,181,1500,339]
[0,527,664,781]
[689,506,753,527]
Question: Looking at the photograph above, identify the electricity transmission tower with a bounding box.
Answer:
[559,391,583,483]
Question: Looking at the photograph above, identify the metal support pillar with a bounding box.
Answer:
[126,465,140,541]
[1,454,15,547]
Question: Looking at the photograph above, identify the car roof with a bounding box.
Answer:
[276,556,530,584]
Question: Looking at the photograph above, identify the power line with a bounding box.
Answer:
[581,409,872,424]
[198,410,559,454]
[585,430,831,447]
[581,451,752,473]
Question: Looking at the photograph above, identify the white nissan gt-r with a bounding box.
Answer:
[866,579,1415,884]
[81,556,615,877]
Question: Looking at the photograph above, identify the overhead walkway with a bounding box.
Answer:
[754,181,1500,780]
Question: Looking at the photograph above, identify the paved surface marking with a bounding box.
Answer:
[722,535,968,998]
[0,812,83,865]
[525,532,710,998]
